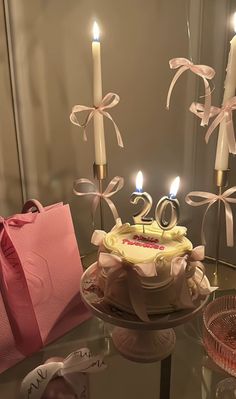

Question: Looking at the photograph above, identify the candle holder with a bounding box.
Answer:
[212,169,229,282]
[93,163,108,230]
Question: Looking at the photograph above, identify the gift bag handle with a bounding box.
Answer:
[22,199,45,214]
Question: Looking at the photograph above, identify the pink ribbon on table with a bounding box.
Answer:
[166,58,215,126]
[0,214,43,355]
[73,176,124,222]
[185,187,236,247]
[190,97,236,154]
[98,252,152,322]
[70,92,124,148]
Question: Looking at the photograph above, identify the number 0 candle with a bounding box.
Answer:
[155,177,180,230]
[92,22,107,166]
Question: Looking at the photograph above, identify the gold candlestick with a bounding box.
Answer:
[93,163,108,230]
[213,169,229,281]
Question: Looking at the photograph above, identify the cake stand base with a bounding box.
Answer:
[112,327,176,362]
[81,263,209,363]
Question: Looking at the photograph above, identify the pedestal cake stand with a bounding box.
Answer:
[80,263,209,363]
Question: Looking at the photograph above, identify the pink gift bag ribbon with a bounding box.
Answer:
[167,58,215,126]
[0,214,43,355]
[20,347,106,399]
[185,187,236,247]
[190,97,236,154]
[73,176,124,222]
[70,92,124,147]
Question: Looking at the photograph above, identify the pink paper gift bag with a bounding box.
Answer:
[0,199,90,373]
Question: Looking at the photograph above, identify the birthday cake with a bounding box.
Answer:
[91,220,215,321]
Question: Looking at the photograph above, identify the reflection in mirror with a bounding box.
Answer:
[1,0,236,264]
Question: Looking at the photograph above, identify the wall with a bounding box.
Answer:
[1,0,236,265]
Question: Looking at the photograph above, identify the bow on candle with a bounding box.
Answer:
[171,246,216,309]
[20,347,106,399]
[73,176,124,223]
[98,252,154,322]
[185,187,236,247]
[0,214,43,356]
[190,97,236,154]
[167,58,215,126]
[70,92,124,147]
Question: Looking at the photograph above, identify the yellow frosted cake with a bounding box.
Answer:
[91,220,215,321]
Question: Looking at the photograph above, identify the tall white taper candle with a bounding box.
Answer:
[92,22,107,166]
[215,15,236,171]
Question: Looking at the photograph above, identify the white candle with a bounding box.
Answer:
[215,14,236,171]
[92,22,106,166]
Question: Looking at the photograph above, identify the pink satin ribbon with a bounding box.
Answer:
[171,246,217,308]
[185,187,236,247]
[167,58,215,126]
[171,246,206,308]
[98,252,150,322]
[0,214,43,355]
[70,92,124,148]
[73,176,124,222]
[190,97,236,154]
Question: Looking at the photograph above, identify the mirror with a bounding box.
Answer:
[1,0,236,264]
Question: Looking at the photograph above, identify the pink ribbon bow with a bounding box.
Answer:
[190,97,236,154]
[167,58,215,126]
[70,92,124,148]
[98,252,152,322]
[171,246,216,308]
[0,214,43,355]
[73,176,124,222]
[185,187,236,247]
[171,246,204,308]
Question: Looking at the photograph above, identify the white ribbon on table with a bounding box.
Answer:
[20,347,106,399]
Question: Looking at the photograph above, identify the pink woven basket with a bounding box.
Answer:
[203,295,236,377]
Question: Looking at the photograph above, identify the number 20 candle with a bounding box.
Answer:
[130,171,153,225]
[155,176,180,230]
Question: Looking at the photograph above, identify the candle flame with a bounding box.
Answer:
[136,171,143,192]
[93,21,100,41]
[169,176,180,198]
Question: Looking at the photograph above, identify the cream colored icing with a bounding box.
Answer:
[103,221,192,265]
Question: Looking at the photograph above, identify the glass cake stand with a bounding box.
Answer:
[80,263,209,363]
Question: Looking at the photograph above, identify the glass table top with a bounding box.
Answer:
[0,257,235,399]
